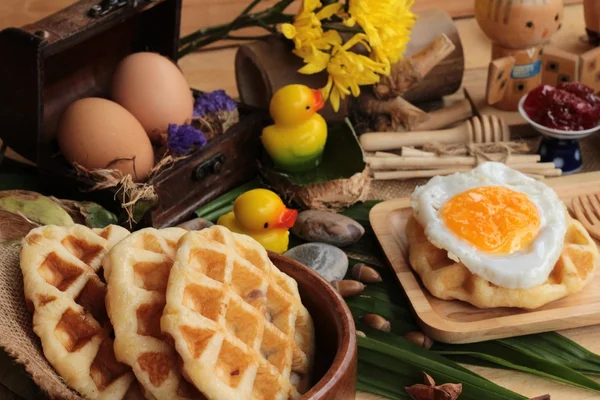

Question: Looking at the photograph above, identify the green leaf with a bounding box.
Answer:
[341,200,381,226]
[500,333,600,376]
[0,191,74,226]
[358,331,527,400]
[260,119,366,186]
[434,339,600,393]
[346,293,414,323]
[195,179,261,221]
[77,202,118,228]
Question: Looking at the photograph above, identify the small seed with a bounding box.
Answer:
[356,330,366,337]
[403,331,434,349]
[332,280,365,297]
[352,263,382,283]
[363,313,390,332]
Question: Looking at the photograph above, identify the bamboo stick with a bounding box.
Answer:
[374,151,402,158]
[367,155,542,170]
[372,167,562,180]
[524,173,545,180]
[518,168,563,177]
[373,168,471,180]
[508,162,557,171]
[401,147,436,157]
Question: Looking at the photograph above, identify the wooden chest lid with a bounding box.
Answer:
[0,0,182,163]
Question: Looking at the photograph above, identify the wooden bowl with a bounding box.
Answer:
[268,252,357,400]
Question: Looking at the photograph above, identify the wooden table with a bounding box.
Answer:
[1,1,598,399]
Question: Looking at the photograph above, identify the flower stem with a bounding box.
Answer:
[225,34,272,40]
[177,0,295,58]
[322,23,362,34]
[178,12,293,58]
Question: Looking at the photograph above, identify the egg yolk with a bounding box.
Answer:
[440,186,540,254]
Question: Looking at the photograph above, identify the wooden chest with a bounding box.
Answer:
[0,0,267,228]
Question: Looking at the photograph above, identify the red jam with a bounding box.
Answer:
[523,82,600,131]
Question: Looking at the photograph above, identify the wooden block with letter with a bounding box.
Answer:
[580,46,600,94]
[486,56,515,105]
[541,46,580,86]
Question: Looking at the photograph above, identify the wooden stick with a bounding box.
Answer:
[410,33,456,78]
[374,151,402,158]
[412,98,474,131]
[373,168,471,180]
[401,147,436,157]
[372,165,561,180]
[520,168,563,177]
[524,173,545,180]
[508,162,557,171]
[367,155,542,170]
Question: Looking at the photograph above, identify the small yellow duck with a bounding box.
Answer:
[261,84,328,172]
[217,189,298,253]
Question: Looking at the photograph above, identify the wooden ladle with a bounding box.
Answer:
[572,194,600,240]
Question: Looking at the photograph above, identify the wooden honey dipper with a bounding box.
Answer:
[359,115,511,152]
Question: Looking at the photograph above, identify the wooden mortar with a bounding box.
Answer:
[235,9,464,121]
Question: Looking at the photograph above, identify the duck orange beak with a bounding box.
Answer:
[313,89,325,112]
[276,208,298,229]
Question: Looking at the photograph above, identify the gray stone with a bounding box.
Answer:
[284,243,349,282]
[291,210,365,247]
[176,217,214,231]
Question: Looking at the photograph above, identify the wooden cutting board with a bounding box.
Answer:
[370,171,600,344]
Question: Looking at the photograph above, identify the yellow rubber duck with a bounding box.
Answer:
[217,189,298,253]
[261,84,328,172]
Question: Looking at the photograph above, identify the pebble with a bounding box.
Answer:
[176,217,214,231]
[284,242,349,282]
[291,210,365,247]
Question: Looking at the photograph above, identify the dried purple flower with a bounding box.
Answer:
[167,123,207,155]
[193,90,237,117]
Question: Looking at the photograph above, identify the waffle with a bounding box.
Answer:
[161,226,315,400]
[407,215,600,309]
[104,227,203,399]
[20,224,137,399]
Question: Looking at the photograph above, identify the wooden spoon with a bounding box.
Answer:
[572,194,600,240]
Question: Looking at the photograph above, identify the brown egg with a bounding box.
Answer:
[111,52,194,142]
[57,98,155,182]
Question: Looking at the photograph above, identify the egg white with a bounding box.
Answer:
[410,162,567,289]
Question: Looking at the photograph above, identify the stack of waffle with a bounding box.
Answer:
[20,224,315,400]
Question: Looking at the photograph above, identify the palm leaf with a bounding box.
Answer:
[358,331,527,400]
[500,333,600,376]
[434,341,600,393]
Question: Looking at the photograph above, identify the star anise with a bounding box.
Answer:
[405,372,462,400]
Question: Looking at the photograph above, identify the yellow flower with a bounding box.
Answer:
[345,0,417,69]
[322,34,388,111]
[281,0,343,74]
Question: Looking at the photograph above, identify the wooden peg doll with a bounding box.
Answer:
[585,0,600,46]
[475,0,564,111]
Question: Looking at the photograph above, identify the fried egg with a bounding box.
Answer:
[411,162,566,289]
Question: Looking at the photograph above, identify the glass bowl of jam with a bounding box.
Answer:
[518,82,600,174]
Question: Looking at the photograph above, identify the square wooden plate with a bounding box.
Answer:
[370,171,600,344]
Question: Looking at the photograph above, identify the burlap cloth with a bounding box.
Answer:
[1,135,600,399]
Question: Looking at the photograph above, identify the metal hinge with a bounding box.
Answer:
[88,0,155,18]
[193,153,227,181]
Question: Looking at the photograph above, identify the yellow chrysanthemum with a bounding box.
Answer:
[281,0,343,73]
[345,0,417,70]
[322,34,388,111]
